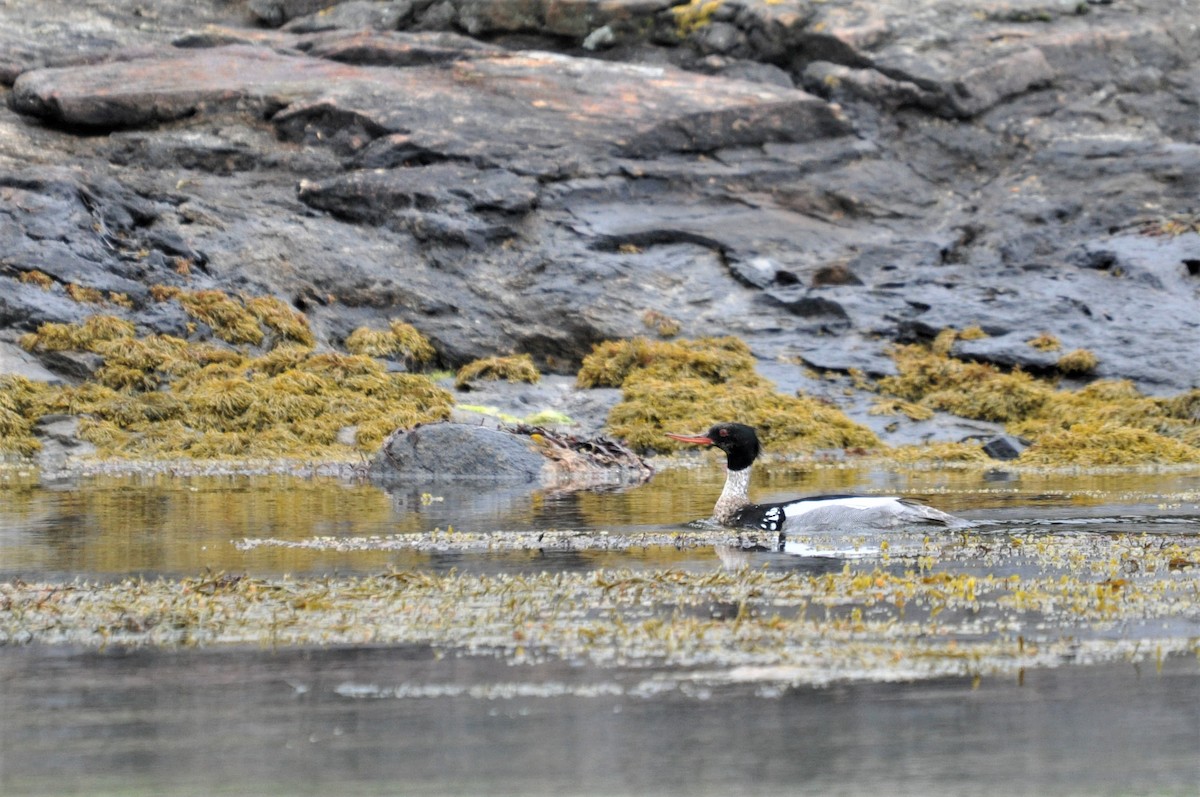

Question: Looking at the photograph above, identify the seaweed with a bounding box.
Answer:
[177,290,264,346]
[244,296,315,347]
[1056,348,1098,376]
[1,299,452,460]
[18,270,53,290]
[641,310,682,338]
[671,0,723,35]
[879,343,1051,422]
[581,337,879,453]
[880,338,1200,466]
[1027,332,1061,352]
[344,320,436,367]
[455,354,541,389]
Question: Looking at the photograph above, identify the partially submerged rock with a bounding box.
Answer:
[369,421,651,486]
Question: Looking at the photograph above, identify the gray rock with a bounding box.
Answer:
[979,435,1030,461]
[0,342,64,384]
[370,422,549,482]
[33,415,98,471]
[0,0,1199,450]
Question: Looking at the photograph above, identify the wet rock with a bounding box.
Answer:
[0,0,1198,446]
[371,422,549,483]
[281,1,416,33]
[34,415,97,471]
[369,420,649,485]
[446,374,622,437]
[295,29,502,65]
[0,342,64,384]
[297,164,539,244]
[978,434,1030,461]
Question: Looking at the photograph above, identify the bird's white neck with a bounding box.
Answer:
[712,466,751,524]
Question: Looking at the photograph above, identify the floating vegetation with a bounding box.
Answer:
[880,335,1200,466]
[2,292,452,460]
[455,354,541,389]
[579,337,878,453]
[3,529,1197,687]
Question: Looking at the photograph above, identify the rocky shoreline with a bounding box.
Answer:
[1,0,1198,465]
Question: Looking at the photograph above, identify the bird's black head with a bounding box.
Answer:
[666,422,761,471]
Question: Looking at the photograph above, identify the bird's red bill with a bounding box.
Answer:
[665,433,713,446]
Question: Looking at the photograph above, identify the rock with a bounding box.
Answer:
[0,342,65,384]
[33,415,98,471]
[445,374,621,437]
[369,420,650,485]
[978,434,1030,461]
[1,0,1199,449]
[281,1,416,33]
[371,422,549,482]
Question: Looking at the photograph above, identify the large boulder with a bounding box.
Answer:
[371,422,549,483]
[369,421,652,485]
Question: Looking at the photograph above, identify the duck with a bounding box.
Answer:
[666,422,965,533]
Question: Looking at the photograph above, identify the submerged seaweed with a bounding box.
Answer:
[2,528,1196,687]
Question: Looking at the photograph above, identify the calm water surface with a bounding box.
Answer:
[4,466,1200,578]
[2,464,1199,795]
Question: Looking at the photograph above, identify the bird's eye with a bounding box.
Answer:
[718,428,729,437]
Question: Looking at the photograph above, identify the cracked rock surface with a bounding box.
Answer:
[1,0,1197,437]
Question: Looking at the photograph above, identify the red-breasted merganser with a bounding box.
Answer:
[666,422,964,532]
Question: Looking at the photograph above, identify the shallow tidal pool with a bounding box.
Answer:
[1,463,1199,796]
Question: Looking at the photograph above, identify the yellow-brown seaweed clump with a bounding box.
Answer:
[880,342,1051,423]
[4,292,451,460]
[455,354,541,389]
[579,337,879,453]
[176,290,266,346]
[344,320,436,367]
[1056,348,1099,376]
[879,336,1200,466]
[0,376,50,456]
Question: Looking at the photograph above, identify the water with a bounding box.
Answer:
[2,464,1199,795]
[5,466,1200,579]
[3,646,1196,796]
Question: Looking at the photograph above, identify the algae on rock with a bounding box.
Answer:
[455,354,541,389]
[579,336,879,454]
[4,292,452,460]
[879,335,1200,466]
